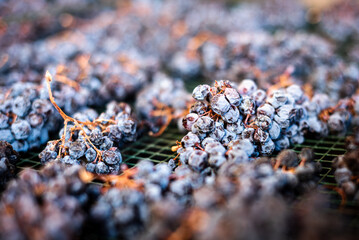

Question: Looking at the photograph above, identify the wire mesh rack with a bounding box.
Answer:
[17,125,359,224]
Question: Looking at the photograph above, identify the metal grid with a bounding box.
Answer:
[17,126,359,218]
[121,127,183,167]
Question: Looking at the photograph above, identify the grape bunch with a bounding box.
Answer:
[137,148,326,239]
[320,0,359,43]
[0,73,110,152]
[136,72,192,135]
[39,96,138,175]
[0,0,113,48]
[0,162,100,240]
[199,30,359,102]
[0,145,326,240]
[0,141,20,190]
[333,129,359,203]
[333,148,359,203]
[0,82,56,152]
[177,79,329,171]
[89,147,321,239]
[45,50,158,106]
[89,188,148,239]
[318,96,356,136]
[147,193,351,240]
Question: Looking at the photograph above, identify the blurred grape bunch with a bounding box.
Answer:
[0,0,119,48]
[136,72,192,135]
[0,141,19,190]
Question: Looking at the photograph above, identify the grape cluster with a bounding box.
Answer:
[1,39,157,104]
[40,101,138,175]
[333,129,359,203]
[136,73,192,135]
[1,3,162,107]
[0,146,352,240]
[316,95,357,137]
[85,147,322,239]
[333,149,359,203]
[0,76,107,152]
[177,79,328,171]
[89,188,148,239]
[1,0,358,106]
[0,162,100,240]
[192,30,359,103]
[137,147,352,240]
[0,141,19,190]
[146,193,352,240]
[320,0,359,43]
[0,0,113,48]
[0,82,57,152]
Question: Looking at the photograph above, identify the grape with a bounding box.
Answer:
[103,150,122,165]
[95,162,110,174]
[192,84,211,101]
[181,132,200,148]
[299,148,315,162]
[328,112,347,134]
[0,141,19,190]
[0,113,9,129]
[0,1,356,238]
[61,155,79,165]
[201,137,218,148]
[190,101,209,115]
[211,94,231,115]
[99,136,113,150]
[85,148,97,162]
[221,130,237,146]
[259,138,275,156]
[286,84,303,103]
[11,140,29,152]
[12,96,31,117]
[239,96,256,115]
[26,112,44,128]
[182,113,199,131]
[257,115,272,130]
[204,142,226,155]
[241,127,255,142]
[238,79,257,96]
[226,121,244,134]
[252,89,266,106]
[208,153,227,168]
[90,128,104,145]
[274,136,290,151]
[276,149,299,168]
[188,150,208,172]
[222,107,240,123]
[69,141,86,159]
[253,128,269,143]
[11,119,31,140]
[192,116,214,133]
[0,129,15,143]
[227,149,249,163]
[224,88,242,106]
[257,104,275,119]
[209,121,226,140]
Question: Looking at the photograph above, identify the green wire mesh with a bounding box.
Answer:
[121,127,183,167]
[17,125,359,223]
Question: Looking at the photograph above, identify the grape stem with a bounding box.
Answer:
[45,71,104,162]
